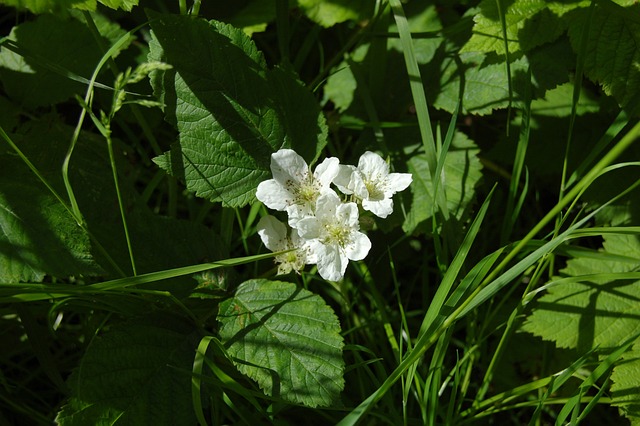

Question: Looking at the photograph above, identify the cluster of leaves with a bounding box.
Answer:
[0,0,639,425]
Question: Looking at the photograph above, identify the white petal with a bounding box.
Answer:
[336,202,360,228]
[345,231,371,261]
[333,165,357,194]
[385,172,412,194]
[358,151,389,178]
[256,179,292,211]
[270,149,308,184]
[315,243,348,281]
[295,216,321,240]
[257,215,288,252]
[314,192,342,221]
[362,198,394,218]
[314,157,340,187]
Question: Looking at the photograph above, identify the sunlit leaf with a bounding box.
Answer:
[148,13,327,207]
[403,131,483,234]
[218,279,344,407]
[567,0,640,109]
[297,0,373,27]
[522,234,640,352]
[0,0,95,13]
[610,341,640,424]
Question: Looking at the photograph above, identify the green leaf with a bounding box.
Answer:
[0,124,101,283]
[227,0,276,35]
[148,13,327,207]
[218,279,345,407]
[403,131,483,234]
[610,340,640,424]
[462,0,568,56]
[522,233,640,352]
[530,82,599,117]
[2,116,221,284]
[432,51,528,115]
[296,0,373,27]
[567,0,640,109]
[98,0,137,11]
[0,0,95,13]
[0,14,112,108]
[56,312,200,426]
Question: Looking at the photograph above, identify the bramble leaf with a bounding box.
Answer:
[297,0,373,27]
[461,0,566,56]
[567,0,640,109]
[610,341,640,424]
[0,0,95,13]
[522,233,640,352]
[148,13,327,207]
[0,15,106,108]
[98,0,138,11]
[403,131,483,234]
[0,123,101,283]
[56,313,200,426]
[218,279,345,407]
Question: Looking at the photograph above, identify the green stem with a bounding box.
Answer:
[105,127,138,276]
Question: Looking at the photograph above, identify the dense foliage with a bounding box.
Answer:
[1,0,639,424]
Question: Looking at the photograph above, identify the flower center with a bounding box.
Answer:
[364,178,385,201]
[287,173,321,205]
[323,222,351,247]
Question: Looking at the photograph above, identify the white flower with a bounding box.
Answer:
[257,215,315,275]
[256,149,340,225]
[296,192,371,281]
[334,151,412,218]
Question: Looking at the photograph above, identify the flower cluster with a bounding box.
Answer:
[256,149,412,281]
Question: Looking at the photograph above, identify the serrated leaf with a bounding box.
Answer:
[530,82,599,117]
[0,125,101,283]
[0,14,114,108]
[610,341,640,424]
[522,233,640,352]
[0,0,95,13]
[462,0,566,56]
[567,0,640,109]
[433,51,530,115]
[2,116,221,284]
[227,0,276,35]
[98,0,137,11]
[56,313,200,426]
[218,279,345,407]
[148,13,327,207]
[403,132,483,234]
[297,0,373,27]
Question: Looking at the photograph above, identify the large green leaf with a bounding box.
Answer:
[1,116,221,285]
[0,14,123,108]
[98,0,137,11]
[148,13,327,207]
[218,279,345,408]
[522,233,640,352]
[461,0,567,56]
[403,131,483,234]
[567,0,640,109]
[296,0,373,27]
[0,0,95,13]
[56,313,200,426]
[610,341,640,424]
[0,122,101,283]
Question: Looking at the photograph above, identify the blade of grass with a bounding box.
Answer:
[388,0,446,217]
[418,185,495,337]
[501,66,532,244]
[554,333,639,425]
[0,251,285,303]
[338,153,640,424]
